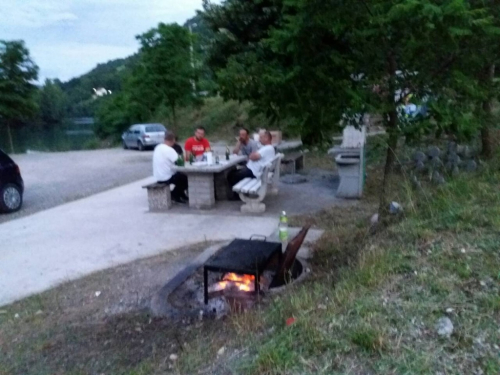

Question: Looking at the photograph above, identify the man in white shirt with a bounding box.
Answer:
[228,131,276,199]
[153,132,188,204]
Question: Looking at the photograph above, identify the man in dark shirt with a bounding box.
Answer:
[172,136,183,157]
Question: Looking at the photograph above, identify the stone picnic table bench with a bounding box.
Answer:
[143,153,284,212]
[174,155,247,209]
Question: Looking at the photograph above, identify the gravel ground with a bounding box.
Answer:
[0,148,152,224]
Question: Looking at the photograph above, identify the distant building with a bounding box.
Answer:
[92,87,112,99]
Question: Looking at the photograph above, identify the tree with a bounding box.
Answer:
[95,92,131,138]
[38,79,68,129]
[469,0,500,159]
[136,23,195,127]
[204,0,492,218]
[0,40,39,153]
[280,0,494,218]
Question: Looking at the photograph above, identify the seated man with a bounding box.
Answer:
[185,126,210,161]
[228,131,276,198]
[172,136,183,156]
[233,127,259,157]
[153,132,189,204]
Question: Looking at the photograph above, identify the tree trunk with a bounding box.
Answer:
[7,122,15,154]
[481,64,495,159]
[379,53,399,220]
[379,112,398,219]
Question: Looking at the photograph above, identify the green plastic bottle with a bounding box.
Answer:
[279,211,288,242]
[176,154,185,167]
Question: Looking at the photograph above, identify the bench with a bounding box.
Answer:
[281,152,304,175]
[233,153,283,213]
[142,183,172,212]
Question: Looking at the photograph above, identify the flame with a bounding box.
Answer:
[211,273,256,292]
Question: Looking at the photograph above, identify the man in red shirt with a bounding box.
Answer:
[185,126,211,160]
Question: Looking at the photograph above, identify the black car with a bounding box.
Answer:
[0,149,24,213]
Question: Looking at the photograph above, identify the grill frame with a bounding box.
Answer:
[204,239,282,304]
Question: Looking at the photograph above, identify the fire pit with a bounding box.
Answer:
[203,239,282,304]
[151,226,311,319]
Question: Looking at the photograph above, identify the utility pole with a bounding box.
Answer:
[188,24,197,95]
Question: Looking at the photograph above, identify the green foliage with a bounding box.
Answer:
[0,40,39,153]
[94,93,131,139]
[136,23,195,126]
[61,55,138,117]
[95,23,198,137]
[38,79,68,129]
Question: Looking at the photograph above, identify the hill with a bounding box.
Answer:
[60,55,138,117]
[60,14,213,119]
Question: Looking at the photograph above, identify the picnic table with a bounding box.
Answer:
[174,155,247,209]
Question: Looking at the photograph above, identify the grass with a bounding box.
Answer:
[1,143,499,374]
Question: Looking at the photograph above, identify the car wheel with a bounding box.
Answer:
[0,183,23,213]
[123,141,128,150]
[137,141,145,151]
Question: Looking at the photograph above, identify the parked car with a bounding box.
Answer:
[0,149,24,213]
[122,123,167,151]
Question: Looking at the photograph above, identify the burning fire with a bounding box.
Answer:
[211,273,256,293]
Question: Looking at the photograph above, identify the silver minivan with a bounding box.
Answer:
[122,123,167,151]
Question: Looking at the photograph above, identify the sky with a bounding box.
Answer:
[0,0,216,82]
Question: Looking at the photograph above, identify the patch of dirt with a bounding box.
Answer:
[0,242,220,375]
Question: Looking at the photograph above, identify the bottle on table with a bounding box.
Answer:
[176,154,185,166]
[215,152,220,165]
[225,146,230,161]
[189,153,195,165]
[279,211,289,244]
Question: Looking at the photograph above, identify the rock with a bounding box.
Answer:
[465,160,477,172]
[370,213,379,225]
[431,157,444,169]
[415,160,426,172]
[447,152,461,164]
[169,354,178,362]
[14,313,19,319]
[457,145,472,158]
[413,151,427,163]
[390,201,403,214]
[436,317,454,338]
[427,146,441,158]
[317,304,327,310]
[432,171,445,185]
[217,347,226,356]
[452,166,460,176]
[35,310,43,315]
[447,141,457,154]
[95,291,101,297]
[411,174,422,189]
[446,308,454,314]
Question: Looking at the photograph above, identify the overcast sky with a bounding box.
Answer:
[0,0,216,82]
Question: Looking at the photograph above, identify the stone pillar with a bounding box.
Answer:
[188,173,216,209]
[214,167,235,201]
[146,186,172,212]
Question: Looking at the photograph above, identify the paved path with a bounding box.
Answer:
[0,148,152,224]
[0,177,279,307]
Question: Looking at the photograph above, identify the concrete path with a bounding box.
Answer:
[1,148,152,224]
[0,177,279,307]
